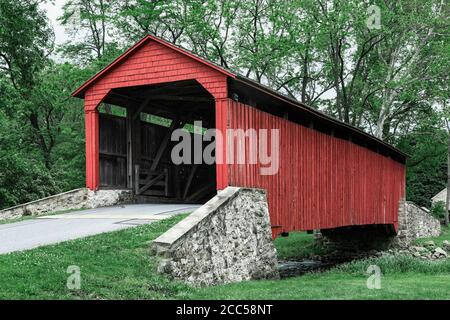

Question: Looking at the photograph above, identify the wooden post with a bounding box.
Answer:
[126,108,134,189]
[134,164,140,195]
[126,106,142,191]
[150,117,180,171]
[133,111,141,175]
[215,97,229,190]
[183,165,198,199]
[85,109,100,190]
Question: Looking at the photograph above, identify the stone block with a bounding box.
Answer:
[151,187,279,286]
[0,188,133,221]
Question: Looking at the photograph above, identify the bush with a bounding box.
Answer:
[333,254,450,275]
[431,201,447,220]
[0,152,61,209]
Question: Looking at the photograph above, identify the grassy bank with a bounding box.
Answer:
[0,216,449,300]
[273,231,327,259]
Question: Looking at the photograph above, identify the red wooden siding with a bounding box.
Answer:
[83,38,229,111]
[79,37,229,190]
[227,101,406,236]
[74,35,407,237]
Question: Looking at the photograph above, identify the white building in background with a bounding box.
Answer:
[432,188,448,206]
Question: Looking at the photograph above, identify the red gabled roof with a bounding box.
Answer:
[72,34,407,160]
[72,34,236,98]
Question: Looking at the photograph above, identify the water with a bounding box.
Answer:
[277,259,334,278]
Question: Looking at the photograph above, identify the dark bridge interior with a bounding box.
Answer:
[97,79,217,203]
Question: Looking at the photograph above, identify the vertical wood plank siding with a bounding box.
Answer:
[83,40,228,113]
[99,114,127,187]
[76,35,406,236]
[80,38,228,189]
[227,101,406,236]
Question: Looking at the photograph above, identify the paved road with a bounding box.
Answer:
[0,204,200,255]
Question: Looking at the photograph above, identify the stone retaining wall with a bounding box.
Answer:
[319,200,441,251]
[0,188,133,221]
[396,200,441,245]
[151,187,279,287]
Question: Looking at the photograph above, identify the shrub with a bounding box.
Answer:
[430,201,447,220]
[0,152,61,209]
[333,254,450,275]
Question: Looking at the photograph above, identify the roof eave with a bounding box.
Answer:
[70,34,406,161]
[234,75,408,160]
[71,34,236,99]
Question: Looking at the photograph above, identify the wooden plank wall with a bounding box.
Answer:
[227,101,406,236]
[99,114,127,187]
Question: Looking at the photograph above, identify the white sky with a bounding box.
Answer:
[41,1,67,46]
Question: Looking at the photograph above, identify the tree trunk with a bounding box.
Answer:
[445,134,450,226]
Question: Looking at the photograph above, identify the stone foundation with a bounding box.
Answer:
[396,200,441,245]
[0,188,133,221]
[151,187,279,287]
[318,200,441,253]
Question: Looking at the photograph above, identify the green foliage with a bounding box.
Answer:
[337,227,450,276]
[335,254,450,276]
[0,149,60,209]
[396,116,447,207]
[431,201,447,220]
[274,232,329,259]
[416,225,450,248]
[58,0,113,62]
[0,0,448,211]
[0,0,53,89]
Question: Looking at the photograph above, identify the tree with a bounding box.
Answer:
[396,112,447,207]
[442,103,450,227]
[1,0,447,210]
[0,78,61,208]
[112,0,191,45]
[370,0,449,139]
[0,0,53,90]
[446,120,450,226]
[59,0,113,62]
[0,0,56,168]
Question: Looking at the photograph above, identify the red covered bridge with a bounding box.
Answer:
[73,35,406,238]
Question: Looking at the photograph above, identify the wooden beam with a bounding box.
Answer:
[108,91,141,105]
[110,82,198,106]
[174,168,181,199]
[132,95,153,120]
[185,182,215,202]
[143,103,211,125]
[126,108,133,189]
[138,171,165,195]
[183,165,198,199]
[150,95,212,102]
[109,91,213,124]
[164,168,169,197]
[126,104,143,191]
[99,151,127,158]
[150,118,184,171]
[134,164,140,194]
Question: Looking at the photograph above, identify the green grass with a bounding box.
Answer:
[192,273,450,300]
[415,225,450,248]
[0,215,192,299]
[1,216,450,300]
[274,231,328,259]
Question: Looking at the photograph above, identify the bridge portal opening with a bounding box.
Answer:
[98,80,217,203]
